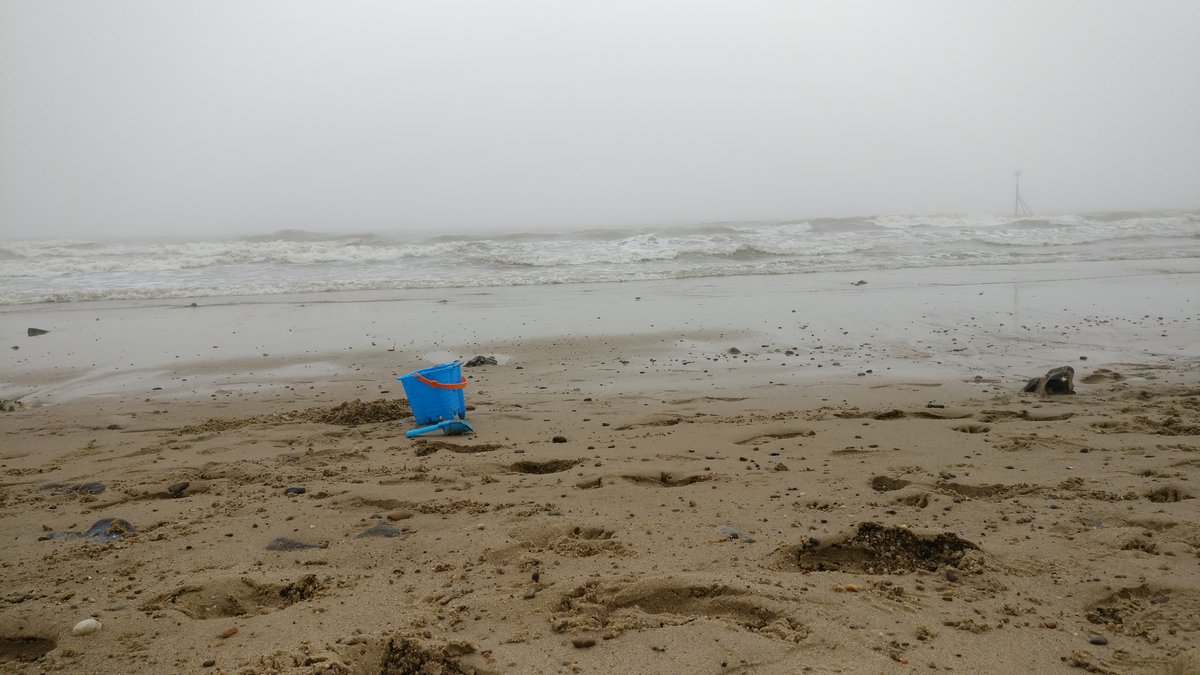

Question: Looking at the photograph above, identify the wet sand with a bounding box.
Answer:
[1,259,1198,674]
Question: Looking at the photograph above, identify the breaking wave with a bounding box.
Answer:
[1,210,1196,304]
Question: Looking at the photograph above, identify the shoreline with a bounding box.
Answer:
[3,258,1197,405]
[1,257,1198,673]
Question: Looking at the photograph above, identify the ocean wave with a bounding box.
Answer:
[2,210,1197,305]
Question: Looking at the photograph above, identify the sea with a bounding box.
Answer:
[1,211,1196,306]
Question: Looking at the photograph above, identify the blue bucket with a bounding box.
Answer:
[398,362,467,425]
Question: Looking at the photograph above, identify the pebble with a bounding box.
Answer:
[71,618,102,636]
[945,571,959,583]
[523,589,537,600]
[167,481,189,497]
[284,486,306,495]
[218,626,238,639]
[1089,635,1108,646]
[202,660,216,668]
[552,436,568,443]
[386,510,414,521]
[571,638,597,649]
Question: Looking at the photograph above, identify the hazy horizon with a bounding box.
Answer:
[3,1,1198,240]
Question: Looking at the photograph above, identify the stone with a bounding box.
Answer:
[1022,366,1075,395]
[71,618,102,636]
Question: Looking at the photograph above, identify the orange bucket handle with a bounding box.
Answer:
[415,372,467,389]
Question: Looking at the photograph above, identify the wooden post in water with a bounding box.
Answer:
[1013,170,1032,217]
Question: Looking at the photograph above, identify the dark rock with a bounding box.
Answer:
[1022,366,1075,395]
[552,436,568,443]
[27,328,50,337]
[1089,635,1108,646]
[464,355,498,367]
[202,660,216,668]
[727,347,741,355]
[167,481,189,497]
[572,638,597,649]
[284,486,306,496]
[41,517,136,542]
[82,518,135,540]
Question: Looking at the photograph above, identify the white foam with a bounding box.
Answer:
[2,211,1196,305]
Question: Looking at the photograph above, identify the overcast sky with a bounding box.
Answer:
[2,1,1198,239]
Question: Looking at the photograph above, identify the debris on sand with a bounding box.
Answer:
[40,518,136,543]
[266,538,328,551]
[176,398,412,434]
[787,522,977,574]
[1022,366,1075,395]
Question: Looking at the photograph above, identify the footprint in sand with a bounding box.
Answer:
[551,578,808,643]
[735,430,815,446]
[0,613,57,665]
[621,472,713,487]
[509,459,580,474]
[1085,584,1200,637]
[140,574,325,619]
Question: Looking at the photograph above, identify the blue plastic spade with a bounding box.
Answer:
[406,419,474,439]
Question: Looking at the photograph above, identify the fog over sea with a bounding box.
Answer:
[1,211,1196,306]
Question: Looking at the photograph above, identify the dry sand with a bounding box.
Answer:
[1,260,1198,674]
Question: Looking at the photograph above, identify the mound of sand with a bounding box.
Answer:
[175,398,412,434]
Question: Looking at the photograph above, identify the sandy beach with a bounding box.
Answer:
[2,259,1198,674]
